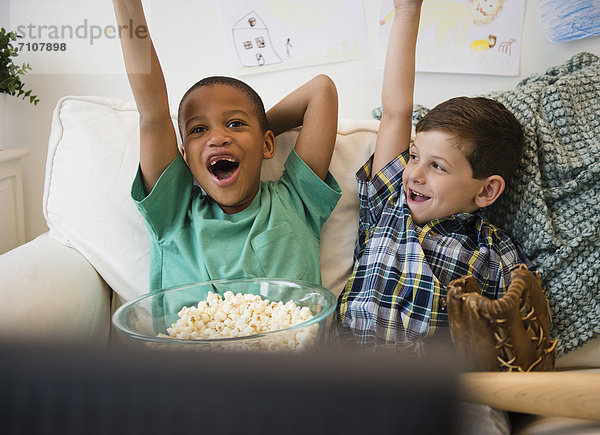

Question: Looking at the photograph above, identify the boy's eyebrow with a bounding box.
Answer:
[222,109,252,118]
[429,154,453,167]
[183,116,204,130]
[411,142,454,167]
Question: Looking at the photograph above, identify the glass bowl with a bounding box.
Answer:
[112,278,337,352]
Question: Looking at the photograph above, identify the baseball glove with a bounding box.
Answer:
[446,264,557,372]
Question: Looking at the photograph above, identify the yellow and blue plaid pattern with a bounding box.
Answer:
[335,152,532,345]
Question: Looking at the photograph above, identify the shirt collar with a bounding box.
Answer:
[410,209,484,236]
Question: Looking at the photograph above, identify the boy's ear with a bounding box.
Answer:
[474,175,505,208]
[180,145,187,163]
[263,130,276,160]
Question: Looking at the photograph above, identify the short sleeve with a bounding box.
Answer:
[131,153,193,240]
[356,151,409,227]
[276,149,342,236]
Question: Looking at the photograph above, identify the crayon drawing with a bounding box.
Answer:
[539,0,600,43]
[377,0,525,76]
[221,0,368,75]
[232,11,282,67]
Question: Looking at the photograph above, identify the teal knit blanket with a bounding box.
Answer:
[373,52,600,355]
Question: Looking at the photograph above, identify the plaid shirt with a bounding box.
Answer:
[335,151,532,345]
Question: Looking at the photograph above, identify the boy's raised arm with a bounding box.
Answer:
[266,74,338,181]
[372,0,422,175]
[112,0,178,193]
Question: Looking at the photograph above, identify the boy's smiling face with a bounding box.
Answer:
[179,84,274,214]
[402,130,490,226]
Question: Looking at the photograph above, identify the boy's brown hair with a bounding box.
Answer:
[415,96,524,183]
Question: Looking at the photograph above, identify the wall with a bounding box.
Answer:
[1,0,599,242]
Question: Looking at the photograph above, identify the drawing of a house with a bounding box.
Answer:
[232,11,282,67]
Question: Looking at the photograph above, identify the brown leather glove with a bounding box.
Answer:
[447,264,557,372]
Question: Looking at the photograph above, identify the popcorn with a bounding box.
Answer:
[156,291,319,352]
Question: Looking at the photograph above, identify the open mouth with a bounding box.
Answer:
[408,188,430,203]
[209,156,240,181]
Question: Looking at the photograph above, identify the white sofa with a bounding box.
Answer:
[1,95,599,428]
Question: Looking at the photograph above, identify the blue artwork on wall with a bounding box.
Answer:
[540,0,600,42]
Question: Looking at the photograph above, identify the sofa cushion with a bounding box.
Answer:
[0,233,111,341]
[44,96,150,302]
[44,95,378,301]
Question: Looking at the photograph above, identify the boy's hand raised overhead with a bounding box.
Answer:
[372,0,423,175]
[112,0,178,194]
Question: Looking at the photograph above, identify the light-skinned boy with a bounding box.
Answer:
[112,0,341,293]
[334,0,532,346]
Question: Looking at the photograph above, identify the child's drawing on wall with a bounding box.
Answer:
[232,11,282,68]
[221,0,368,76]
[377,0,524,76]
[539,0,600,42]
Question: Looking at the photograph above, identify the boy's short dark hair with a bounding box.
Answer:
[178,76,268,135]
[415,97,525,182]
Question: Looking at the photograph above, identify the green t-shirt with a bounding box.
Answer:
[132,150,341,293]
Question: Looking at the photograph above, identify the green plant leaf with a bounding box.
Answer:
[0,27,39,105]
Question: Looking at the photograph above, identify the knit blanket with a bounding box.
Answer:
[373,52,600,355]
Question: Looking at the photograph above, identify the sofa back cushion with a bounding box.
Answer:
[44,96,378,301]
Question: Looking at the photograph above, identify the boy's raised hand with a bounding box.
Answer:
[372,0,423,175]
[112,0,178,194]
[266,74,338,181]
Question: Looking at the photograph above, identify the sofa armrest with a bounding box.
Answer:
[0,233,111,343]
